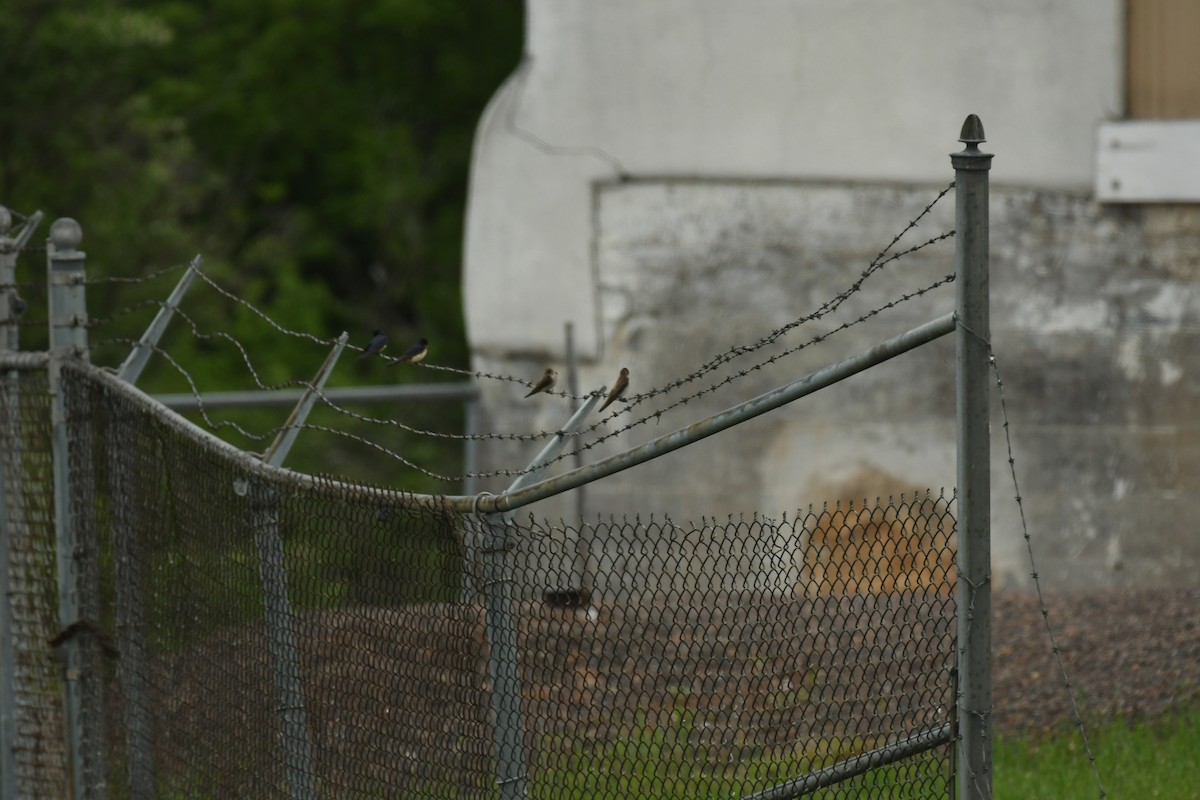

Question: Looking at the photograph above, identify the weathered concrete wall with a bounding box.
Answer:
[463,1,1200,591]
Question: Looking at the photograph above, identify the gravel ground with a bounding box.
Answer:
[144,586,1199,794]
[992,587,1200,736]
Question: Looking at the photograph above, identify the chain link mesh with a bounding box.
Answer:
[1,367,69,797]
[4,361,958,798]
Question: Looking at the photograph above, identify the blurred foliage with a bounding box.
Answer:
[1,0,523,489]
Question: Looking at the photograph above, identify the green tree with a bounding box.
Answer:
[1,0,524,489]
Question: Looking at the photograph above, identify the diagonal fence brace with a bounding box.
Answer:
[261,331,350,468]
[116,255,202,385]
[502,388,605,518]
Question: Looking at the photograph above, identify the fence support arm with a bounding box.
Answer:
[261,331,350,467]
[116,255,202,385]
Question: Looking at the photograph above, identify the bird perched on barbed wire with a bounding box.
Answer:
[357,329,388,361]
[390,337,428,365]
[598,367,629,412]
[525,367,558,398]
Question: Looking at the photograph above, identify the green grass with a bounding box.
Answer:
[995,704,1200,799]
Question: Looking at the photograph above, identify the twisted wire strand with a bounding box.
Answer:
[626,229,955,409]
[190,264,340,347]
[101,338,281,444]
[75,181,956,482]
[991,351,1108,799]
[83,260,192,285]
[315,266,958,480]
[291,423,469,483]
[307,388,546,443]
[421,227,953,407]
[86,298,170,329]
[497,271,959,479]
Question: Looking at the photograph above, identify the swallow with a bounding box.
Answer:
[357,329,388,360]
[525,367,558,398]
[390,337,429,365]
[598,367,629,412]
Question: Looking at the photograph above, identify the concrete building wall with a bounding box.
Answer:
[463,1,1200,590]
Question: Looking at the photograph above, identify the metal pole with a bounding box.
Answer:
[952,113,993,800]
[474,393,603,800]
[741,723,953,800]
[1,207,43,353]
[0,206,18,800]
[115,255,202,385]
[1,207,43,800]
[463,398,481,497]
[0,405,17,800]
[46,218,90,798]
[247,333,348,800]
[247,482,316,800]
[563,322,592,599]
[152,381,478,411]
[461,399,482,602]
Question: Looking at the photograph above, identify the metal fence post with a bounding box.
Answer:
[243,332,347,800]
[472,392,603,800]
[46,218,93,798]
[0,205,19,800]
[952,114,993,800]
[563,322,592,601]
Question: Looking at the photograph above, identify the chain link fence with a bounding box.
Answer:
[2,358,958,798]
[1,364,69,797]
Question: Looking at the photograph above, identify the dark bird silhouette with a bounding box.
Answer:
[525,367,558,398]
[390,337,429,365]
[598,367,629,412]
[357,329,388,361]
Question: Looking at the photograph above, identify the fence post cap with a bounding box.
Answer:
[958,114,986,145]
[50,218,83,251]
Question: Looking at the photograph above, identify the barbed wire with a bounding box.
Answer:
[419,227,953,405]
[307,388,550,444]
[86,298,169,329]
[292,422,466,483]
[80,178,953,411]
[190,264,341,347]
[627,231,955,411]
[65,179,957,483]
[121,264,952,487]
[101,338,282,444]
[990,350,1108,799]
[419,361,595,402]
[83,260,192,285]
[522,271,959,476]
[277,266,958,487]
[636,183,954,402]
[424,228,954,411]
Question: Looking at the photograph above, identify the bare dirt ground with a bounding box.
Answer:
[992,587,1200,736]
